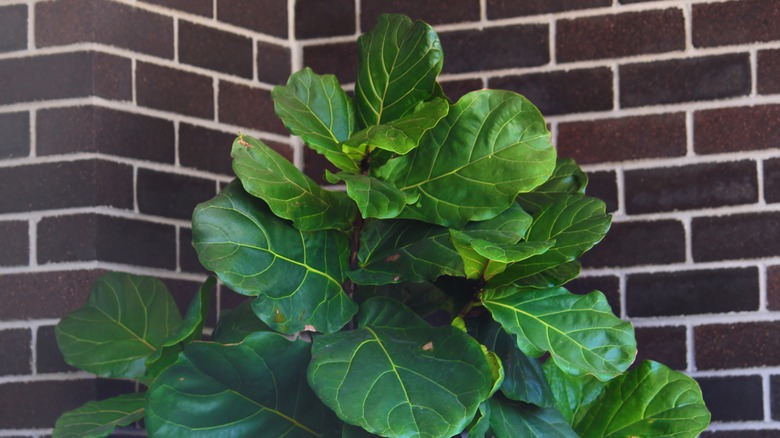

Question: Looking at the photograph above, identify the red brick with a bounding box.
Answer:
[295,0,354,39]
[303,41,359,85]
[0,221,28,266]
[0,5,27,52]
[440,24,549,74]
[362,0,480,29]
[557,9,684,63]
[557,113,686,164]
[695,105,780,154]
[487,0,610,18]
[141,0,212,16]
[696,322,780,369]
[758,49,780,95]
[218,81,286,135]
[36,0,173,58]
[693,212,780,262]
[179,21,253,78]
[693,0,780,47]
[0,270,103,320]
[136,62,214,119]
[216,0,287,38]
[581,220,686,268]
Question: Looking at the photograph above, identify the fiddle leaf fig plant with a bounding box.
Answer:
[53,13,710,438]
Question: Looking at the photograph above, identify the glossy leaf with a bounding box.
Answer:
[146,332,338,437]
[344,98,449,155]
[212,300,270,344]
[535,157,589,194]
[329,172,419,219]
[488,259,582,290]
[467,403,492,438]
[574,361,711,437]
[377,90,556,227]
[355,14,443,126]
[451,229,554,280]
[53,392,145,438]
[356,281,456,321]
[488,395,578,438]
[272,67,358,171]
[55,273,181,380]
[308,298,493,438]
[192,180,356,334]
[145,277,214,378]
[232,135,357,231]
[542,359,606,425]
[482,286,636,381]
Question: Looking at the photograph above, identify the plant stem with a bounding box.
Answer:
[458,279,487,319]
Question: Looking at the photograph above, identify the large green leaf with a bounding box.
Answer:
[355,14,443,127]
[488,260,582,290]
[145,277,214,378]
[450,229,554,280]
[55,273,181,380]
[542,359,606,425]
[232,135,357,231]
[328,172,419,220]
[355,281,456,321]
[308,298,493,438]
[535,157,589,194]
[212,300,270,344]
[487,395,578,438]
[146,332,339,437]
[482,286,636,381]
[272,67,359,171]
[53,392,145,438]
[558,361,711,437]
[377,90,556,227]
[192,180,356,334]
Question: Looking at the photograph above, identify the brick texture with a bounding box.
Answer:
[693,0,780,47]
[0,270,103,320]
[137,169,215,219]
[179,21,253,78]
[0,329,31,375]
[440,79,484,102]
[218,81,286,135]
[302,42,359,84]
[696,322,780,369]
[692,212,780,261]
[141,0,212,16]
[758,49,780,95]
[136,62,214,119]
[440,25,549,74]
[257,42,291,85]
[0,5,27,52]
[295,0,355,39]
[36,326,75,374]
[566,275,620,315]
[764,158,780,204]
[634,326,687,371]
[581,220,686,268]
[362,0,480,29]
[697,376,764,422]
[769,265,780,311]
[0,221,28,266]
[216,0,287,38]
[0,112,29,159]
[695,105,780,154]
[585,171,618,213]
[487,0,610,18]
[179,123,235,174]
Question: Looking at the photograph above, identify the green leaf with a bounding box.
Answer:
[232,135,357,231]
[212,300,271,344]
[487,395,578,438]
[308,297,493,438]
[355,14,443,127]
[488,260,581,289]
[535,157,589,194]
[378,90,556,227]
[55,273,181,380]
[571,361,711,437]
[467,403,491,438]
[482,286,636,381]
[145,277,214,378]
[450,229,555,280]
[272,67,359,171]
[329,172,419,219]
[356,281,456,321]
[342,424,382,437]
[344,98,449,155]
[476,318,555,407]
[192,180,356,334]
[146,332,339,437]
[53,392,145,438]
[542,359,606,425]
[458,203,533,244]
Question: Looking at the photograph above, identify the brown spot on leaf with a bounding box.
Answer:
[304,324,317,332]
[422,341,433,351]
[385,253,402,262]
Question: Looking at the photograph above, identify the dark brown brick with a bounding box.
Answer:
[581,220,686,268]
[36,0,173,58]
[162,278,216,327]
[179,123,235,175]
[38,214,176,269]
[36,325,75,374]
[0,111,29,159]
[693,0,780,47]
[697,322,780,369]
[702,432,780,438]
[0,160,133,214]
[0,52,131,105]
[557,9,684,63]
[137,169,215,220]
[488,0,610,18]
[179,227,207,274]
[362,0,480,29]
[218,81,286,135]
[38,106,175,163]
[693,212,780,262]
[295,0,354,39]
[0,5,27,52]
[769,265,780,311]
[0,221,28,266]
[764,158,780,204]
[696,376,763,422]
[0,329,31,375]
[585,170,618,213]
[304,146,340,185]
[695,105,780,154]
[440,79,483,102]
[303,41,359,85]
[627,267,759,317]
[758,49,780,95]
[489,68,613,116]
[566,275,620,315]
[620,54,751,107]
[773,375,780,421]
[625,161,758,214]
[141,0,212,16]
[0,270,103,320]
[136,62,214,119]
[558,113,686,164]
[440,25,548,74]
[257,41,291,85]
[216,0,287,38]
[179,21,253,78]
[634,326,687,371]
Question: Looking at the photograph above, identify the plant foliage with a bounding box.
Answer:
[53,13,710,438]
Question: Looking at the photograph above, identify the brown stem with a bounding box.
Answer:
[458,279,487,319]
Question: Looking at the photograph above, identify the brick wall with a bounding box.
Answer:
[1,0,778,436]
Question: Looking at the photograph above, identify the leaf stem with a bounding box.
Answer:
[458,279,487,319]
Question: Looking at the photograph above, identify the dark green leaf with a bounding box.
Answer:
[487,395,578,438]
[233,135,357,231]
[573,361,711,437]
[459,203,533,244]
[377,90,556,227]
[482,286,636,381]
[356,281,456,321]
[272,67,359,171]
[329,172,419,219]
[308,298,493,438]
[355,14,443,126]
[344,98,449,156]
[535,157,589,194]
[488,259,582,289]
[212,300,271,343]
[55,273,181,380]
[192,181,356,334]
[542,359,606,425]
[467,403,491,438]
[342,424,381,437]
[146,332,339,437]
[53,392,145,438]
